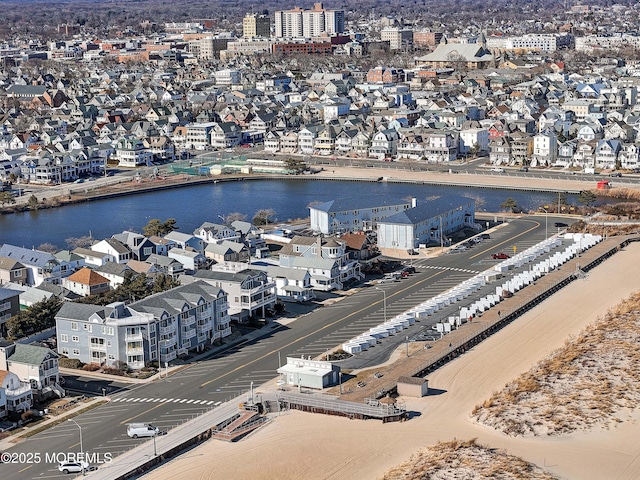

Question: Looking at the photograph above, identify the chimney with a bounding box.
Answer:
[411,197,417,208]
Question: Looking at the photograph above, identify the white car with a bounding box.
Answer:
[58,461,89,474]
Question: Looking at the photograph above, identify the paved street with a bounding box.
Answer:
[0,216,560,480]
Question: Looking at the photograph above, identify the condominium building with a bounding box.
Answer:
[55,281,231,369]
[274,3,344,38]
[243,13,271,39]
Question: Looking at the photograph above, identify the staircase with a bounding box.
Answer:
[211,410,268,442]
[51,383,66,398]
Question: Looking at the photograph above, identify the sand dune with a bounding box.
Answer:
[145,242,640,480]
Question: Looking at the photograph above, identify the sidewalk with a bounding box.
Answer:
[0,397,106,451]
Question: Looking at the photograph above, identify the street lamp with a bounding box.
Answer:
[374,286,387,322]
[405,335,409,357]
[68,419,85,475]
[540,207,548,240]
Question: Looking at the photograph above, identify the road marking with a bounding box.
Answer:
[120,402,167,425]
[199,269,446,388]
[185,399,194,404]
[469,220,540,260]
[179,399,187,403]
[206,401,215,405]
[214,401,221,406]
[18,465,33,473]
[159,398,167,402]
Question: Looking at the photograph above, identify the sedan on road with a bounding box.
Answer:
[491,252,510,259]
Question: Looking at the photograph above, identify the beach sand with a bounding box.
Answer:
[144,242,640,480]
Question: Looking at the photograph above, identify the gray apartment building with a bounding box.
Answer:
[55,281,231,369]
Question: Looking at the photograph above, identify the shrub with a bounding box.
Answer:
[21,411,34,422]
[81,363,101,372]
[59,358,85,369]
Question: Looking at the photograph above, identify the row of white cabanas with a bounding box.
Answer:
[342,233,602,355]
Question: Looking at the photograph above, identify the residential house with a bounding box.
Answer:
[112,231,156,261]
[209,122,242,149]
[369,128,400,158]
[0,256,28,286]
[204,241,249,264]
[594,139,621,169]
[509,133,534,166]
[340,232,376,261]
[0,369,32,414]
[93,262,133,289]
[190,268,275,322]
[459,127,489,156]
[573,140,597,168]
[145,254,184,279]
[0,341,63,401]
[532,131,558,167]
[90,238,131,264]
[252,265,315,303]
[63,267,111,297]
[193,222,240,244]
[0,244,68,286]
[489,136,512,165]
[618,143,639,170]
[164,231,205,253]
[55,281,231,368]
[423,130,458,162]
[278,236,363,290]
[114,136,153,167]
[167,248,207,274]
[72,247,115,267]
[0,287,20,338]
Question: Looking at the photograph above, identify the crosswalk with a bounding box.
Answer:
[110,397,221,406]
[417,265,480,274]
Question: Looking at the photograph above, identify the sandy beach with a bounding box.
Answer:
[142,240,640,480]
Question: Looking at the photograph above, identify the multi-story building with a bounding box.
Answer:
[274,3,344,38]
[381,27,413,51]
[185,122,218,150]
[413,30,443,48]
[243,13,271,39]
[532,131,558,166]
[486,33,573,52]
[0,244,70,286]
[55,281,231,368]
[191,268,275,322]
[0,370,32,415]
[310,196,412,235]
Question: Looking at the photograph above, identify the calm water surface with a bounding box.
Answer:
[0,179,564,249]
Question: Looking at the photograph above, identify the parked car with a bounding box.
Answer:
[58,461,90,474]
[490,167,505,173]
[554,222,568,228]
[609,172,622,177]
[491,252,510,259]
[127,423,159,438]
[402,266,416,274]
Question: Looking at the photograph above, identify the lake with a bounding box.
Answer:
[0,178,565,249]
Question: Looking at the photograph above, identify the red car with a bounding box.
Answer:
[492,252,510,259]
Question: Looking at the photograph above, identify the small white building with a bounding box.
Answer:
[277,356,340,389]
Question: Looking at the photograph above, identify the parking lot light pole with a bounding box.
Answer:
[374,286,387,322]
[68,419,85,475]
[540,207,548,240]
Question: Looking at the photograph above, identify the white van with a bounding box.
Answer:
[127,423,159,438]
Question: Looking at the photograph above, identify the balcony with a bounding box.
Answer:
[197,335,208,344]
[160,350,176,362]
[218,327,232,338]
[181,329,196,340]
[197,322,212,333]
[181,315,196,327]
[126,347,144,355]
[125,333,143,341]
[160,324,176,335]
[159,337,177,348]
[5,383,33,402]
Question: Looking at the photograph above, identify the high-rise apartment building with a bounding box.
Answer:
[274,3,344,39]
[243,13,271,39]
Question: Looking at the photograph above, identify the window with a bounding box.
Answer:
[72,349,80,356]
[143,247,153,256]
[14,270,22,277]
[149,323,155,333]
[108,354,115,360]
[61,348,69,355]
[71,322,78,331]
[72,336,79,342]
[83,324,92,332]
[60,334,68,342]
